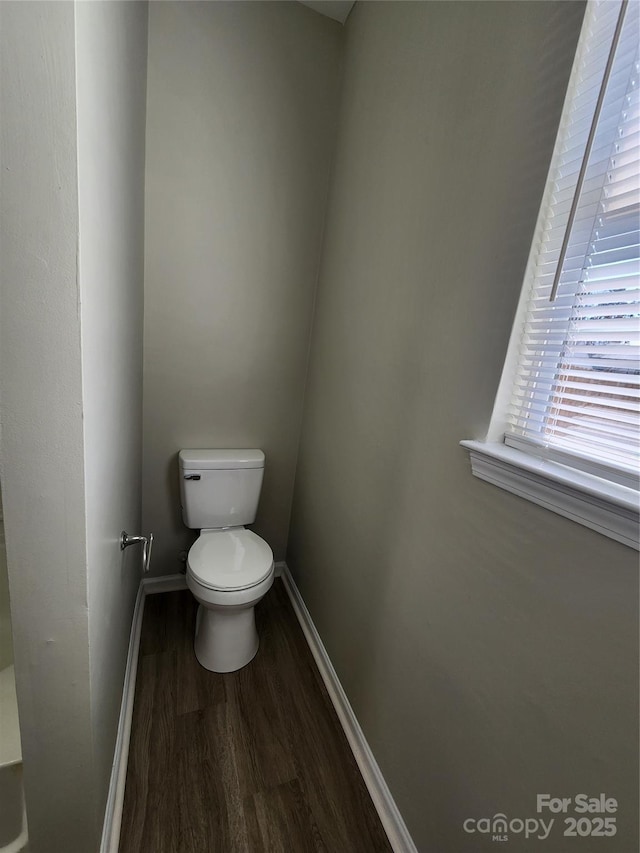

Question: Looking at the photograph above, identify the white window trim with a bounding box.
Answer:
[461,440,639,551]
[462,1,639,551]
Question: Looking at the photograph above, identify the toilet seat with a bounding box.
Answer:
[187,528,273,592]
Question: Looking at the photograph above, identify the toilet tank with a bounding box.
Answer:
[179,449,265,530]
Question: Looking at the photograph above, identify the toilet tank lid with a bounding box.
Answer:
[179,449,265,470]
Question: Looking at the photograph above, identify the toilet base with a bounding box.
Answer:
[194,603,259,673]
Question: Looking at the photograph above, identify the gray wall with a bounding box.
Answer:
[0,3,95,853]
[75,0,148,837]
[142,1,343,572]
[0,2,148,850]
[288,3,639,851]
[0,4,95,849]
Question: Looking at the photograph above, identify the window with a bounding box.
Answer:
[463,0,639,549]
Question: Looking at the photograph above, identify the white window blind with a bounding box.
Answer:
[506,0,640,489]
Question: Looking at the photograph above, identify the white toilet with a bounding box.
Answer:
[179,449,275,673]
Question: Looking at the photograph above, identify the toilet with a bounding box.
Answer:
[179,449,274,673]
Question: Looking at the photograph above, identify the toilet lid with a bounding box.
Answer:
[187,529,273,591]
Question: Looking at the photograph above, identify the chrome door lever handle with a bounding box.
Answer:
[120,531,154,573]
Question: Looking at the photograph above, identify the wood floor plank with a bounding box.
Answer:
[244,778,328,853]
[139,593,168,656]
[119,582,393,853]
[138,649,179,853]
[221,614,298,799]
[175,701,248,849]
[265,596,393,853]
[167,593,226,716]
[120,650,177,852]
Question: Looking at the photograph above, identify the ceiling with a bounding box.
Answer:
[298,1,356,25]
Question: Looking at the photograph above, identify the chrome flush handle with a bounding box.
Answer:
[120,530,154,574]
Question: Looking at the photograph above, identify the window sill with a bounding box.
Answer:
[460,440,639,551]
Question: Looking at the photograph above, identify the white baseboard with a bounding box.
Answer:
[99,581,145,853]
[279,563,418,853]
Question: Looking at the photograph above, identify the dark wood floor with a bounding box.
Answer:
[119,581,393,853]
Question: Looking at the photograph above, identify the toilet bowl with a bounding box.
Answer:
[186,527,274,672]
